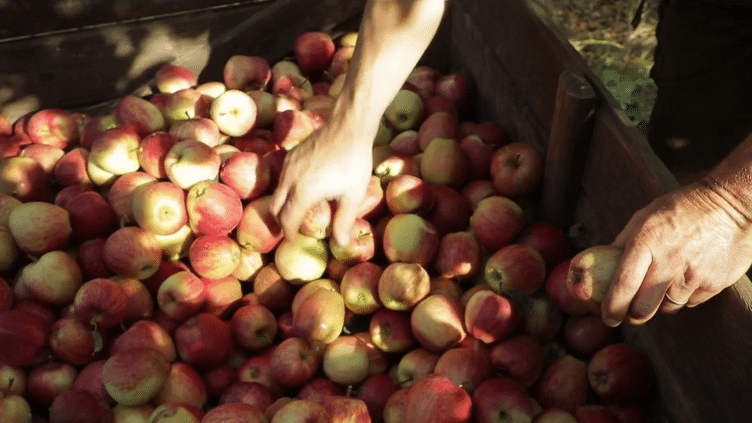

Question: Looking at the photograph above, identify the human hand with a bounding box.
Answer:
[601,182,752,326]
[270,123,374,246]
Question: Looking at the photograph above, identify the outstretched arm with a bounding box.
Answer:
[270,0,446,246]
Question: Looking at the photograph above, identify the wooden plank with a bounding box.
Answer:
[0,0,366,122]
[0,0,271,40]
[450,1,752,422]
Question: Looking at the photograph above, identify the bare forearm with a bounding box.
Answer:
[329,0,446,139]
[701,130,752,228]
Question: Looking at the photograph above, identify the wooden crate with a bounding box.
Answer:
[3,0,751,422]
[0,0,365,121]
[444,1,752,422]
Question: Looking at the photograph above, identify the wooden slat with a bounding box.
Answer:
[450,1,752,422]
[0,0,366,121]
[0,0,271,40]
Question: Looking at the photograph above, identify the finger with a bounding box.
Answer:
[657,276,692,314]
[277,186,314,240]
[601,243,652,327]
[270,175,291,218]
[626,269,673,324]
[685,287,721,308]
[331,195,361,248]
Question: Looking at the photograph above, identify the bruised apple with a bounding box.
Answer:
[567,245,623,313]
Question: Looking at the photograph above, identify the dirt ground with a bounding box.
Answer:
[530,0,659,131]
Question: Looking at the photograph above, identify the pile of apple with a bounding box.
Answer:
[0,29,656,423]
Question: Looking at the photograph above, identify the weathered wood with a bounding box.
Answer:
[543,70,596,227]
[0,0,271,40]
[450,1,752,422]
[0,0,366,121]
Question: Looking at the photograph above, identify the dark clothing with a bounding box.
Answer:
[647,0,752,172]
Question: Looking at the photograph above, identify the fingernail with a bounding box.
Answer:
[603,318,621,328]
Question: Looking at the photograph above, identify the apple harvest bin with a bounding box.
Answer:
[3,0,752,422]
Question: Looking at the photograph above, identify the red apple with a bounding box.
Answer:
[292,288,345,345]
[484,243,546,295]
[403,373,472,423]
[25,108,79,149]
[169,116,221,147]
[164,139,222,190]
[157,270,207,321]
[201,275,242,317]
[26,361,77,408]
[410,294,466,352]
[473,377,542,423]
[563,314,618,358]
[103,226,163,279]
[473,121,510,148]
[19,143,64,175]
[48,389,112,423]
[378,262,431,311]
[7,201,71,257]
[174,312,233,369]
[462,179,499,210]
[545,259,592,316]
[588,343,654,404]
[223,55,272,91]
[533,408,578,423]
[382,213,439,266]
[417,111,458,151]
[270,399,330,423]
[340,261,383,315]
[426,183,472,236]
[18,249,82,307]
[434,347,492,393]
[328,216,376,266]
[164,88,211,123]
[535,355,589,414]
[329,45,355,77]
[155,64,198,94]
[373,152,421,185]
[434,231,483,280]
[518,221,569,271]
[490,142,544,198]
[148,402,204,423]
[152,362,208,409]
[114,94,166,136]
[383,386,411,423]
[271,109,321,151]
[210,89,257,137]
[220,381,277,411]
[489,334,545,389]
[321,335,371,386]
[73,277,129,329]
[102,347,171,406]
[64,190,117,241]
[275,234,329,284]
[357,373,398,421]
[202,403,265,423]
[294,31,336,75]
[186,180,243,236]
[270,337,322,389]
[469,195,525,252]
[76,238,114,280]
[464,289,521,344]
[435,72,473,109]
[107,171,158,225]
[219,151,271,201]
[131,180,188,236]
[138,131,179,179]
[299,199,332,239]
[252,264,294,313]
[0,156,50,202]
[236,195,284,254]
[72,359,112,406]
[232,303,278,352]
[110,319,176,362]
